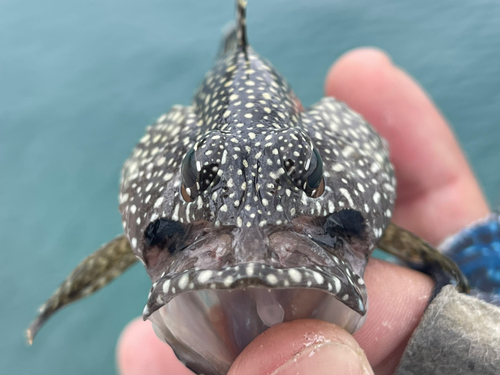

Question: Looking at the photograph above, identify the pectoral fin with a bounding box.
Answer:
[379,223,469,296]
[26,234,138,344]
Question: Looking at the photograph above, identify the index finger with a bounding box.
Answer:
[325,48,489,245]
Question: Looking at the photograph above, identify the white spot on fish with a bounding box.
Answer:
[339,188,354,207]
[246,264,254,276]
[154,196,164,208]
[223,276,234,287]
[288,269,302,283]
[162,279,171,293]
[197,270,213,283]
[332,276,341,293]
[178,274,189,290]
[312,272,324,284]
[266,274,278,285]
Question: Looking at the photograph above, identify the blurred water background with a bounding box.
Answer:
[1,0,500,374]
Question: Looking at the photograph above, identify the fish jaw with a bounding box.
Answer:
[141,223,371,375]
[144,232,370,375]
[145,262,367,319]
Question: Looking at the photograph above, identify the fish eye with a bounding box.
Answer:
[288,148,324,198]
[306,148,324,198]
[181,148,197,202]
[181,148,221,202]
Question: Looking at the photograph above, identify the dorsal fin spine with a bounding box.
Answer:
[236,0,248,49]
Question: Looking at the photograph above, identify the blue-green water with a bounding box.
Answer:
[1,1,500,374]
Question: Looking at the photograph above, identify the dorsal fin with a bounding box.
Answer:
[218,1,249,56]
[236,0,248,49]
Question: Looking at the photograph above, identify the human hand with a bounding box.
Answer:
[116,48,489,375]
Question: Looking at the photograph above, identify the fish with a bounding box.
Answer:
[27,1,468,374]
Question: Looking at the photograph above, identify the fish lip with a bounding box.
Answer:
[142,263,367,319]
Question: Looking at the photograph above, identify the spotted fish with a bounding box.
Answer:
[27,2,468,374]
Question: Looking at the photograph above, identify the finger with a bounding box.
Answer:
[353,258,433,374]
[116,318,194,375]
[325,48,489,245]
[228,319,373,375]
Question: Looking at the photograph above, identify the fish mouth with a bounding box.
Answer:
[141,224,370,373]
[142,225,370,321]
[146,264,367,375]
[144,263,367,321]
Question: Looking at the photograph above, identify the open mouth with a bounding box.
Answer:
[144,263,367,319]
[146,263,367,375]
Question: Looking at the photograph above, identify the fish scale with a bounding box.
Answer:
[27,2,468,374]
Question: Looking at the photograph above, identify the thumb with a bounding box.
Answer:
[228,319,373,375]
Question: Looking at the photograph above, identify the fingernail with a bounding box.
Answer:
[271,341,373,375]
